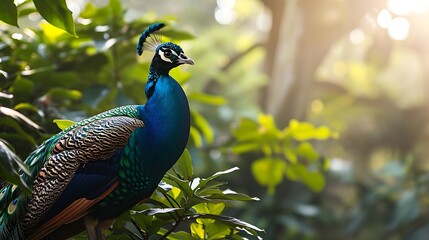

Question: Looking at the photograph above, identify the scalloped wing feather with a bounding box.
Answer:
[0,105,143,239]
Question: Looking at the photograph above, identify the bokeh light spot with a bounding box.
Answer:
[388,17,410,41]
[377,9,392,29]
[349,28,365,45]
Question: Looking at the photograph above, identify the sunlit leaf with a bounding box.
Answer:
[193,202,225,215]
[188,92,227,106]
[40,22,67,43]
[231,142,260,154]
[194,202,225,225]
[287,119,333,141]
[190,223,205,239]
[205,189,259,201]
[0,0,18,27]
[196,167,240,190]
[157,229,193,240]
[284,148,298,164]
[163,173,194,197]
[192,111,214,144]
[33,0,77,36]
[187,214,264,237]
[138,207,182,216]
[295,142,319,162]
[190,126,202,148]
[251,158,286,193]
[53,119,76,130]
[258,113,279,135]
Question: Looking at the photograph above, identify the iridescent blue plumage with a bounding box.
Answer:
[0,22,194,240]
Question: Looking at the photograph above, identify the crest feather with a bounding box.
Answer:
[136,22,166,56]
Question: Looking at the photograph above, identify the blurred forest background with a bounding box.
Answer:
[1,0,429,239]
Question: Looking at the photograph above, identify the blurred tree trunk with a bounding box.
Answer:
[260,0,382,127]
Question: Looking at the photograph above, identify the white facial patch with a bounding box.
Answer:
[159,49,179,63]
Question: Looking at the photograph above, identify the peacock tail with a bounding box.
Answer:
[0,22,193,240]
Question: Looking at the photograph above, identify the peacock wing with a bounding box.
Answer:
[0,105,144,240]
[24,116,144,233]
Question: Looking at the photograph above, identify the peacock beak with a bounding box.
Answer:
[178,55,195,65]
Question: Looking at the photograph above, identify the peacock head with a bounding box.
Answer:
[152,42,194,73]
[136,23,194,75]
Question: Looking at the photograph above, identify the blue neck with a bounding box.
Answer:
[135,74,190,181]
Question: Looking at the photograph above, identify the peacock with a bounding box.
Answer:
[0,22,194,240]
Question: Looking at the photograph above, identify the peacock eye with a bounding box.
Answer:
[164,50,172,57]
[180,53,187,59]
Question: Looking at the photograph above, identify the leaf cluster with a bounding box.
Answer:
[106,150,263,240]
[232,114,338,193]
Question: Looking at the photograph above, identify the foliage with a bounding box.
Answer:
[232,114,336,193]
[0,139,30,193]
[0,0,75,36]
[111,152,263,240]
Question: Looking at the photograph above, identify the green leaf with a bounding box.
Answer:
[196,167,240,190]
[231,142,260,154]
[187,214,264,237]
[14,103,43,117]
[251,158,286,193]
[0,0,18,27]
[45,88,82,100]
[138,207,183,216]
[157,229,194,240]
[205,189,260,201]
[11,77,34,96]
[108,0,123,19]
[33,0,77,36]
[163,173,194,197]
[0,140,31,193]
[287,119,333,141]
[53,119,75,130]
[285,164,325,192]
[232,118,259,141]
[0,106,41,130]
[0,117,37,146]
[192,111,214,144]
[173,149,193,180]
[193,202,225,215]
[190,126,202,148]
[205,222,231,240]
[258,113,279,134]
[190,222,205,239]
[295,142,319,161]
[193,202,225,225]
[188,93,227,106]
